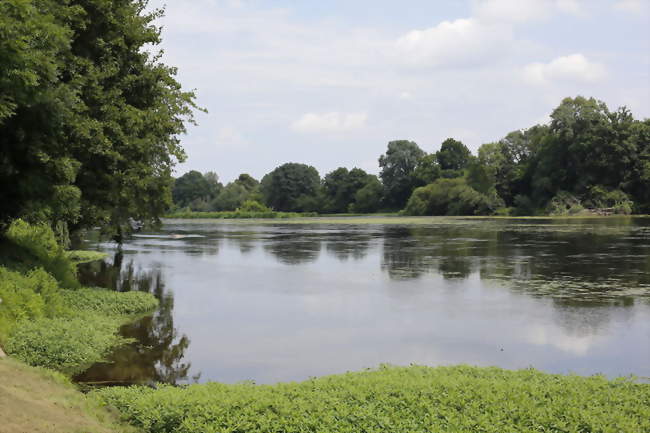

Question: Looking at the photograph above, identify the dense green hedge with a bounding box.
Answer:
[96,365,649,433]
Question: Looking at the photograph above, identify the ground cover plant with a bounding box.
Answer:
[96,365,650,433]
[0,220,158,375]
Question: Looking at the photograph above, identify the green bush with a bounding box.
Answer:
[5,219,79,288]
[404,178,495,216]
[0,267,66,342]
[546,191,584,216]
[5,315,129,375]
[584,186,634,215]
[236,200,270,213]
[95,365,650,433]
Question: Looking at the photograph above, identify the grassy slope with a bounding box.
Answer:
[96,365,650,433]
[0,358,139,433]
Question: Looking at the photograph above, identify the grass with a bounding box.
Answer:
[95,365,650,433]
[0,357,140,433]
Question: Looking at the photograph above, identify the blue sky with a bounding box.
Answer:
[149,0,650,183]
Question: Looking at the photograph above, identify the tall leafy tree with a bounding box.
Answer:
[379,140,425,208]
[0,0,200,236]
[260,163,321,212]
[436,138,471,174]
[322,167,373,213]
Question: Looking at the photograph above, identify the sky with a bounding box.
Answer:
[147,0,650,183]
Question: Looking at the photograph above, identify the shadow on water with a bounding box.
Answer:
[74,252,195,386]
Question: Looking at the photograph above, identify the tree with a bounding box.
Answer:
[0,0,199,237]
[260,163,321,212]
[211,182,249,211]
[413,154,442,186]
[350,176,383,213]
[322,167,373,213]
[234,173,259,192]
[379,140,425,208]
[436,138,471,174]
[172,171,214,209]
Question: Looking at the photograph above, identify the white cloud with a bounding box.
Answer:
[291,112,368,133]
[473,0,582,23]
[523,54,606,85]
[395,18,513,67]
[613,0,649,14]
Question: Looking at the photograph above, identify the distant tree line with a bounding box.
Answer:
[173,97,649,216]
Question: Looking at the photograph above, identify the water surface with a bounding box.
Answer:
[76,217,650,385]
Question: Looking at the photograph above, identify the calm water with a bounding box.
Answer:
[75,217,650,385]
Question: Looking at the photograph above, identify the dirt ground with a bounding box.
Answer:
[0,358,138,433]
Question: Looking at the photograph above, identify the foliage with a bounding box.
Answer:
[260,163,321,212]
[95,365,650,433]
[350,176,384,213]
[60,288,158,317]
[583,186,634,215]
[0,0,199,233]
[322,167,375,213]
[5,315,129,375]
[5,219,78,288]
[210,182,250,211]
[546,191,584,216]
[237,200,270,213]
[379,140,425,208]
[164,210,317,219]
[404,178,496,216]
[436,138,471,173]
[172,171,220,210]
[4,286,157,375]
[66,250,108,265]
[0,267,66,342]
[413,153,441,186]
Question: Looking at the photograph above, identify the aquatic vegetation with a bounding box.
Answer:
[66,250,108,264]
[96,365,650,433]
[164,210,318,219]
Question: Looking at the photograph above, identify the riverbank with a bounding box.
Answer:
[96,365,649,433]
[0,357,139,433]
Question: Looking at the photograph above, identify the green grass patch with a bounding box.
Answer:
[66,250,108,264]
[95,365,649,433]
[164,210,318,219]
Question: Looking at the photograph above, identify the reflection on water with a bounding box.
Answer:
[77,217,650,385]
[75,253,193,386]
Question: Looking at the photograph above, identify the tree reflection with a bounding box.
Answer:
[75,252,193,385]
[263,234,321,265]
[325,232,371,261]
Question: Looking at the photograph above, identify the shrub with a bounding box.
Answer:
[95,365,650,433]
[404,178,495,216]
[237,200,270,213]
[0,267,66,342]
[5,219,78,288]
[584,186,634,215]
[546,191,583,216]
